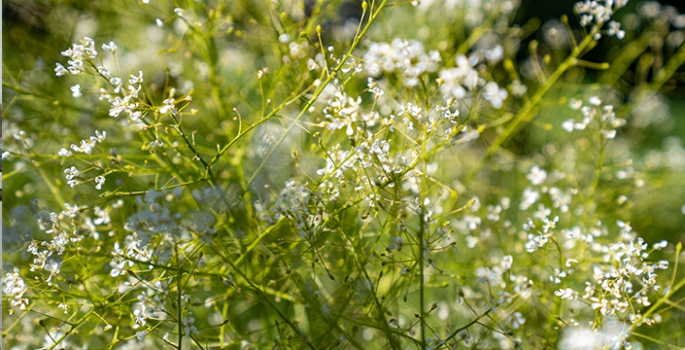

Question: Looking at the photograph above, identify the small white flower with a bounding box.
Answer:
[58,303,69,314]
[101,41,117,53]
[93,130,106,143]
[607,21,625,39]
[159,98,176,114]
[562,119,575,132]
[554,288,578,300]
[501,255,513,270]
[129,71,144,85]
[589,96,602,106]
[132,305,147,329]
[71,84,83,98]
[55,63,69,76]
[527,165,548,185]
[95,176,106,190]
[58,148,72,157]
[64,166,79,180]
[602,129,617,139]
[136,330,149,341]
[182,312,199,336]
[653,240,668,250]
[508,311,526,329]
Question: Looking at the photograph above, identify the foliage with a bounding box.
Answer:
[3,0,685,349]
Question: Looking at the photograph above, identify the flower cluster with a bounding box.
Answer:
[3,268,29,314]
[563,97,626,139]
[363,39,441,88]
[56,37,146,121]
[5,0,685,349]
[574,0,629,27]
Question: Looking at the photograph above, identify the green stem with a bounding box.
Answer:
[47,310,94,350]
[245,0,390,188]
[466,26,599,184]
[176,245,184,350]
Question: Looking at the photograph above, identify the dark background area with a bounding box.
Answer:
[515,0,685,23]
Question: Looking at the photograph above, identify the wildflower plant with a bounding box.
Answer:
[3,0,685,349]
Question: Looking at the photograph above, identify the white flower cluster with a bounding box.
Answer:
[27,204,108,286]
[323,84,363,135]
[59,130,106,156]
[563,97,626,139]
[558,319,632,350]
[415,0,520,28]
[182,312,199,336]
[363,39,441,88]
[109,234,152,278]
[55,37,98,76]
[574,0,629,27]
[55,37,146,121]
[552,222,667,331]
[268,180,324,238]
[438,54,508,108]
[3,268,29,314]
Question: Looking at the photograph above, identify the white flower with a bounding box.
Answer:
[182,312,199,336]
[159,98,176,114]
[4,268,29,313]
[71,84,83,98]
[562,119,575,132]
[554,288,578,300]
[653,240,668,250]
[602,129,617,139]
[607,21,625,39]
[54,63,69,76]
[129,71,144,85]
[93,130,106,143]
[101,41,117,53]
[438,54,479,99]
[58,303,69,314]
[482,82,508,109]
[136,330,149,341]
[71,139,96,154]
[58,148,72,157]
[132,305,147,329]
[527,165,547,185]
[558,319,629,350]
[508,311,526,329]
[589,96,602,106]
[95,176,106,190]
[519,188,539,210]
[363,39,440,88]
[64,166,80,183]
[463,215,481,230]
[110,77,123,92]
[501,255,513,270]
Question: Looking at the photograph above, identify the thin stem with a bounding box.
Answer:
[436,308,491,349]
[245,0,390,189]
[176,244,184,350]
[47,310,94,350]
[466,26,599,184]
